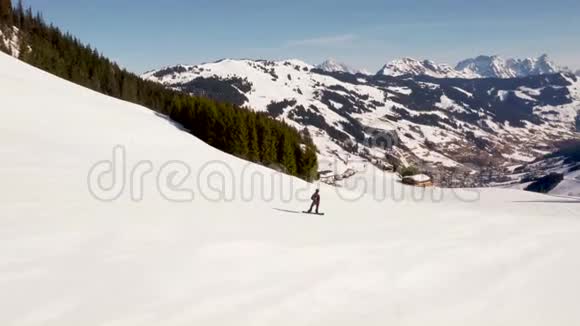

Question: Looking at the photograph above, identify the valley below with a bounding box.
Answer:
[143,57,580,191]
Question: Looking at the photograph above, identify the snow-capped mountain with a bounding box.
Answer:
[456,54,559,79]
[508,54,559,76]
[455,55,516,78]
[143,58,580,184]
[316,58,365,75]
[378,55,562,79]
[377,57,476,79]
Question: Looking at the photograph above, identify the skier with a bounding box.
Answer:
[306,189,321,214]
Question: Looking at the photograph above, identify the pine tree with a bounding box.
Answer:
[298,145,318,181]
[0,0,13,56]
[277,131,297,175]
[15,0,24,28]
[120,74,136,103]
[0,0,12,25]
[247,115,260,162]
[231,111,249,157]
[257,116,276,163]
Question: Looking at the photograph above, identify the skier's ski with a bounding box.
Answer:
[303,211,325,216]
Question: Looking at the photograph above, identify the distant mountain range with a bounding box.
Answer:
[454,54,559,79]
[143,55,580,184]
[314,54,566,79]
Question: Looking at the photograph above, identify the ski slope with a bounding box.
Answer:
[1,52,580,325]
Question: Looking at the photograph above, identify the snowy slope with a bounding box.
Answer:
[2,52,580,325]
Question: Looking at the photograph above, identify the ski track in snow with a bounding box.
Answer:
[2,52,580,325]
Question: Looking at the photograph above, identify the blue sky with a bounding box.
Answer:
[20,0,580,73]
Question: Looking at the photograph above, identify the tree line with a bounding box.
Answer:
[0,1,318,180]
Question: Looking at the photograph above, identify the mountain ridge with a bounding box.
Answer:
[377,54,562,79]
[143,57,580,185]
[377,57,476,79]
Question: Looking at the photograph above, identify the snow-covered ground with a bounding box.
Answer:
[2,52,580,325]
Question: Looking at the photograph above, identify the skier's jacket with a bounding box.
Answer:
[311,192,320,204]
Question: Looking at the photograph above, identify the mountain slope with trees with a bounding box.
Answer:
[145,58,580,186]
[0,1,317,180]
